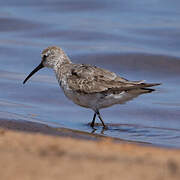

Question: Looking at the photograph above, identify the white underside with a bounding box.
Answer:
[68,91,129,110]
[62,86,138,111]
[59,77,142,111]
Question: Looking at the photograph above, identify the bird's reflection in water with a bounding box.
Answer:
[90,123,108,134]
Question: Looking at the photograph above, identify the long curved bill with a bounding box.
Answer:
[23,62,44,84]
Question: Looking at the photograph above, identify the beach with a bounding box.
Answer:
[0,120,180,180]
[1,0,180,179]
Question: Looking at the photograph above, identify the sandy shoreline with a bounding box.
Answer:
[0,120,180,180]
[0,119,152,145]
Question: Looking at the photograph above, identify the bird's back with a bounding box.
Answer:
[62,64,160,94]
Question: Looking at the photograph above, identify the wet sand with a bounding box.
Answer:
[0,120,180,180]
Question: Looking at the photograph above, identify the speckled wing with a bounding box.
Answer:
[67,64,160,93]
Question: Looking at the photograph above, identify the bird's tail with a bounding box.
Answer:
[125,82,161,93]
[139,83,161,88]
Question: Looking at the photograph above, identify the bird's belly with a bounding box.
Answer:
[63,86,134,110]
[62,87,103,109]
[97,92,128,109]
[98,91,142,109]
[65,91,102,109]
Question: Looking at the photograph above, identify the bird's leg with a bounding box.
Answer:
[90,113,96,128]
[96,110,107,129]
[91,128,97,134]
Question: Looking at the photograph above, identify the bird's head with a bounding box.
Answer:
[23,46,70,84]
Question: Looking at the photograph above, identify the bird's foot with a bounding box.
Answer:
[90,122,95,128]
[91,128,97,134]
[102,125,108,130]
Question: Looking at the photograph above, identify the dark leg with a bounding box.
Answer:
[90,113,96,128]
[96,110,107,128]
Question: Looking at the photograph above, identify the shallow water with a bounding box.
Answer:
[0,0,180,148]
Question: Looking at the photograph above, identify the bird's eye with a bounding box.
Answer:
[42,54,48,61]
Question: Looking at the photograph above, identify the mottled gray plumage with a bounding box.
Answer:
[23,46,161,128]
[67,64,160,93]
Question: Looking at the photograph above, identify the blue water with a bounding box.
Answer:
[0,0,180,148]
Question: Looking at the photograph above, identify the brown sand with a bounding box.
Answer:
[0,120,180,180]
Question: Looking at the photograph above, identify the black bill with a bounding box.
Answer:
[23,62,44,84]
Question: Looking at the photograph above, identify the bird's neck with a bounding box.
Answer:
[54,55,72,70]
[53,58,72,86]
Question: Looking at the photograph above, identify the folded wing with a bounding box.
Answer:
[67,64,160,94]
